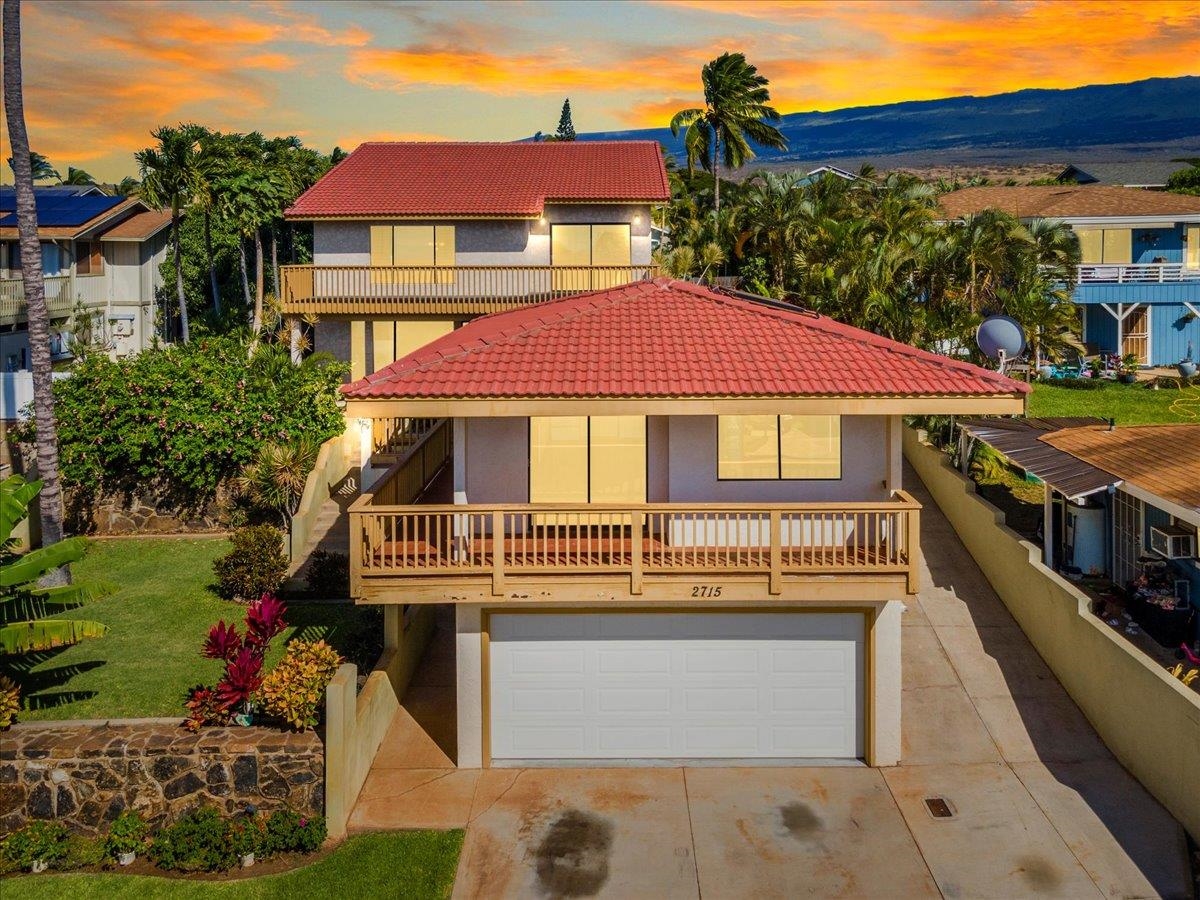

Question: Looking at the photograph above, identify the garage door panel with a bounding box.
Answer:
[597,687,672,714]
[509,688,586,715]
[490,612,864,762]
[596,647,672,675]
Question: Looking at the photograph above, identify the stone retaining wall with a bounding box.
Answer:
[0,721,324,835]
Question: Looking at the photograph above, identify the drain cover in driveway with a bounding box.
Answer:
[924,797,954,819]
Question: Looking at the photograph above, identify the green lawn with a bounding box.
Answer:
[3,538,380,722]
[7,831,464,900]
[1028,381,1200,425]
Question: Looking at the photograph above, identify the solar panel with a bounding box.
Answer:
[0,191,122,227]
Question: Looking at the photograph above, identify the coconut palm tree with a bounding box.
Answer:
[735,170,806,293]
[59,166,97,186]
[6,149,57,181]
[1024,217,1081,287]
[136,123,204,343]
[191,128,229,315]
[3,0,69,586]
[114,175,140,197]
[669,52,788,212]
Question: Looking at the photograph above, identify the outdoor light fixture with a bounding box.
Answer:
[538,215,547,226]
[633,213,643,225]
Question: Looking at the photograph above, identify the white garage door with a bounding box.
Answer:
[488,612,864,763]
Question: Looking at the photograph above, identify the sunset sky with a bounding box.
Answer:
[3,0,1200,183]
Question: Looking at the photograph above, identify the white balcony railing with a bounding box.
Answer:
[1075,263,1200,284]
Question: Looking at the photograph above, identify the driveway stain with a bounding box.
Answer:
[534,809,615,898]
[1015,855,1061,892]
[779,801,823,840]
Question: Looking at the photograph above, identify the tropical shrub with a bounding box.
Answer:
[262,809,327,855]
[18,337,346,501]
[1,820,70,870]
[103,810,149,859]
[0,675,19,729]
[1,477,109,674]
[260,639,343,730]
[228,815,266,858]
[304,549,350,597]
[146,807,236,872]
[213,525,287,602]
[237,437,322,531]
[60,834,106,871]
[185,594,287,729]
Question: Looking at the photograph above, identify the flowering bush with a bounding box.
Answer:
[185,594,287,730]
[262,809,327,854]
[260,640,343,730]
[16,338,346,501]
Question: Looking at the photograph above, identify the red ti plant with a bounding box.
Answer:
[185,594,288,730]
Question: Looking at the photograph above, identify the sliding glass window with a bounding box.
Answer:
[718,415,841,479]
[529,416,646,503]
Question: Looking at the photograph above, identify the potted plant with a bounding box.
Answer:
[1087,357,1103,379]
[1119,353,1140,384]
[1178,341,1196,379]
[1,821,69,873]
[104,810,148,866]
[229,816,264,868]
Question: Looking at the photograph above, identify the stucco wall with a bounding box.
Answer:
[313,203,653,268]
[460,415,893,505]
[904,427,1200,840]
[665,415,892,503]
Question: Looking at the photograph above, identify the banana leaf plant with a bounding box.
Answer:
[1,475,109,655]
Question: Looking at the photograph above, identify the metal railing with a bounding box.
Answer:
[351,490,921,596]
[1076,263,1200,284]
[279,264,660,314]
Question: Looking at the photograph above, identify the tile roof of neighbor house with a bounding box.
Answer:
[286,141,672,219]
[95,208,173,241]
[938,185,1200,220]
[1040,424,1200,515]
[343,278,1029,401]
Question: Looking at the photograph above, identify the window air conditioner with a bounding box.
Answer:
[1149,524,1196,560]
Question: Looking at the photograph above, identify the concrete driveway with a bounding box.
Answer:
[350,465,1193,899]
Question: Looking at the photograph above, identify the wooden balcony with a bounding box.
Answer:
[0,275,77,326]
[351,441,921,605]
[279,264,660,316]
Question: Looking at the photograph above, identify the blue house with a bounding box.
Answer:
[940,185,1200,367]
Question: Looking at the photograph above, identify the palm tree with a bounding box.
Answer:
[1024,217,1081,287]
[191,128,229,315]
[6,149,57,181]
[59,166,96,186]
[735,170,806,292]
[669,52,788,212]
[136,123,204,343]
[114,175,140,197]
[3,0,69,586]
[216,133,281,336]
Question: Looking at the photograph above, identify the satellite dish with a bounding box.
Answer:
[976,315,1025,371]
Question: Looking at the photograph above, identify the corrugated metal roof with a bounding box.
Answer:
[958,418,1118,500]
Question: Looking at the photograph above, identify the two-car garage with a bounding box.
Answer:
[485,611,867,764]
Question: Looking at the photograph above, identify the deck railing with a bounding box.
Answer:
[0,275,77,325]
[1075,263,1200,284]
[279,264,660,314]
[351,492,921,597]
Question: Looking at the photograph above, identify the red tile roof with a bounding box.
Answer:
[286,141,671,219]
[343,279,1029,401]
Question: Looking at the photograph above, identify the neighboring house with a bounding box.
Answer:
[1056,162,1183,190]
[957,419,1199,644]
[282,141,670,381]
[940,185,1200,367]
[0,186,172,371]
[342,278,1026,768]
[794,165,860,187]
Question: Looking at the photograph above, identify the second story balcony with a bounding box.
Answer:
[1075,262,1200,285]
[0,274,108,327]
[279,264,660,316]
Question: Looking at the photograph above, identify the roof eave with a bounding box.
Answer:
[343,393,1028,419]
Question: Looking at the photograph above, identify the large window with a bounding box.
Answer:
[1074,228,1131,265]
[529,416,646,504]
[551,224,632,290]
[718,415,841,480]
[1187,225,1199,270]
[369,224,455,283]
